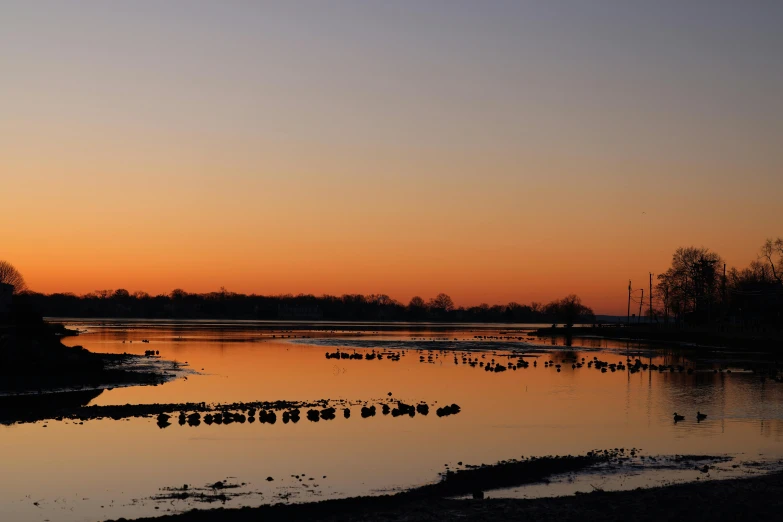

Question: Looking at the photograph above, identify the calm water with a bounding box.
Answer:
[2,320,782,522]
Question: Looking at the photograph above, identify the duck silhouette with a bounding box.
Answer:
[673,412,685,422]
[696,411,707,421]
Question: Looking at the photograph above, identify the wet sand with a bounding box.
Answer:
[112,462,783,522]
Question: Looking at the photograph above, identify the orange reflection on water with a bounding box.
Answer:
[1,322,780,522]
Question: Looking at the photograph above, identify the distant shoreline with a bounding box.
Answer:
[534,324,783,352]
[46,316,589,324]
[51,316,783,353]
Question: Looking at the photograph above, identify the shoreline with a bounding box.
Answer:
[108,456,783,522]
[534,325,783,352]
[1,315,181,399]
[51,317,783,352]
[0,352,180,397]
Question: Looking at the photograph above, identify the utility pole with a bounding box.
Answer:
[722,263,727,316]
[638,289,644,324]
[627,280,632,326]
[649,273,653,324]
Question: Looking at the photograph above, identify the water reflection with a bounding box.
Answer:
[0,321,780,522]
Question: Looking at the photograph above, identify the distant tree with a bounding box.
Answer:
[656,272,674,323]
[428,293,454,313]
[408,296,426,309]
[0,260,27,293]
[407,296,426,319]
[113,289,130,299]
[657,246,723,323]
[505,301,533,321]
[171,288,188,299]
[543,295,594,326]
[558,294,594,326]
[759,238,783,287]
[368,294,396,307]
[723,240,783,326]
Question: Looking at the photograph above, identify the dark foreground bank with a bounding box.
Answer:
[0,297,176,395]
[112,470,783,522]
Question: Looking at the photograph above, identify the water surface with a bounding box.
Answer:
[2,320,782,521]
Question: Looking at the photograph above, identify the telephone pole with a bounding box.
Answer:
[638,289,644,324]
[627,280,632,325]
[722,263,727,316]
[649,273,653,323]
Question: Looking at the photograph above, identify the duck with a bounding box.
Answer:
[696,411,707,421]
[673,412,685,422]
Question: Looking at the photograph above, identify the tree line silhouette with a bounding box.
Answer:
[12,285,595,324]
[8,235,779,327]
[654,238,782,327]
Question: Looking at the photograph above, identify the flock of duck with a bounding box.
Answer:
[136,335,764,433]
[323,348,714,378]
[154,400,460,429]
[673,411,709,423]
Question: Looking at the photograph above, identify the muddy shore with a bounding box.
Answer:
[1,308,180,395]
[110,460,783,522]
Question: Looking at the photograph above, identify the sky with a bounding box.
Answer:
[1,1,782,314]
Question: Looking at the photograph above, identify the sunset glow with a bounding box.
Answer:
[2,2,781,314]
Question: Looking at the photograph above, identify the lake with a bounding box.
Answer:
[2,320,782,522]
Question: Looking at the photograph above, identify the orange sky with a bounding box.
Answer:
[1,3,782,314]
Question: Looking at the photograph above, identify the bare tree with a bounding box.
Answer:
[656,246,723,323]
[0,260,27,293]
[544,294,594,326]
[759,238,783,287]
[656,272,673,323]
[408,296,426,310]
[428,293,455,313]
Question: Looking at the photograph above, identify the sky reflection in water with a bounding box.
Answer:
[1,321,781,522]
